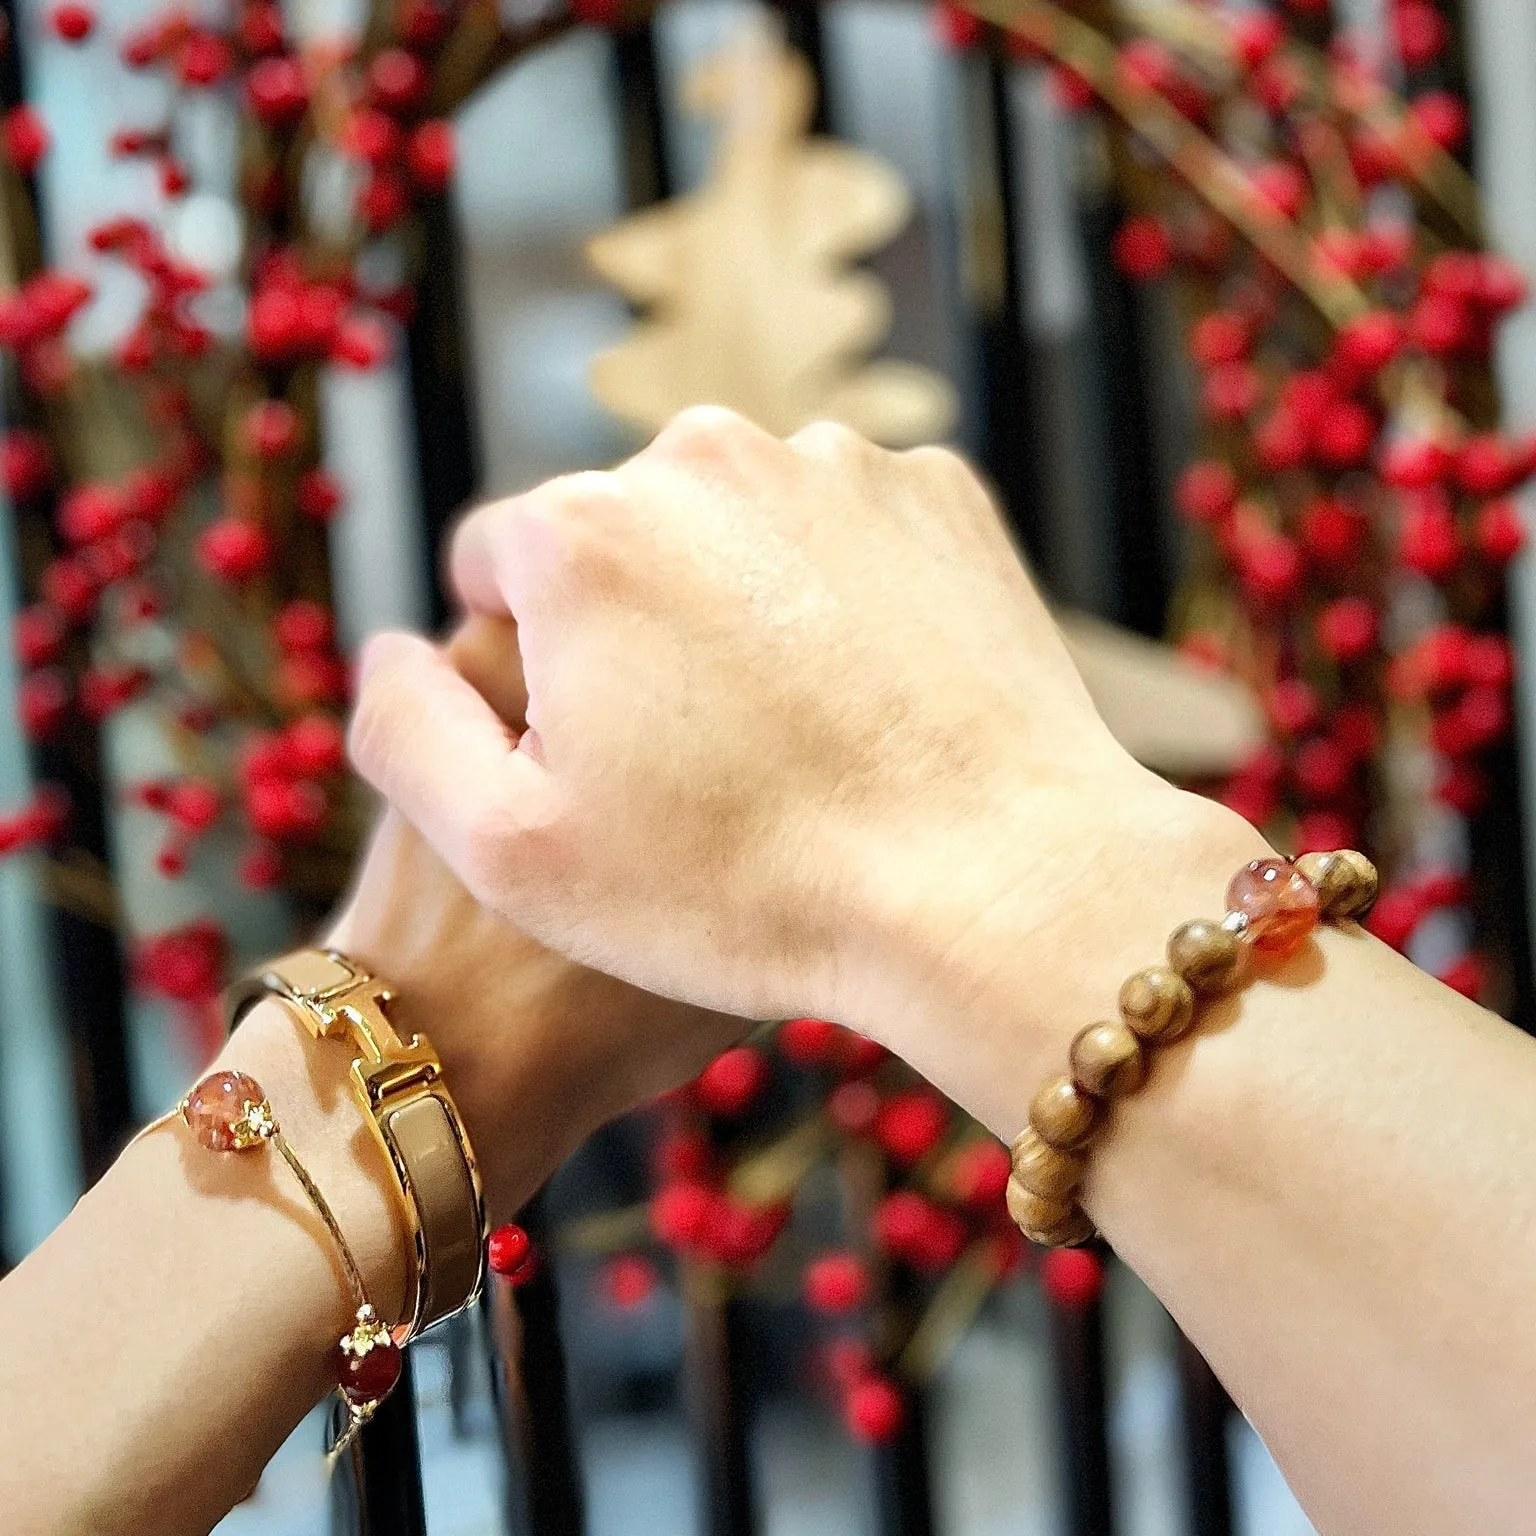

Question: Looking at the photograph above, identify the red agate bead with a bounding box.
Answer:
[1225,858,1320,957]
[334,1334,401,1405]
[184,1070,269,1150]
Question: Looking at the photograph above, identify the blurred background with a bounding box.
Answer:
[2,0,1535,1531]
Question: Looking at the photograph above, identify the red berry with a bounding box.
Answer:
[284,713,345,776]
[1408,91,1466,152]
[298,285,346,350]
[1250,160,1308,220]
[1398,491,1461,579]
[1237,532,1303,603]
[1111,215,1173,281]
[1394,0,1447,68]
[1332,702,1380,760]
[1330,310,1402,380]
[931,0,982,47]
[1312,400,1376,467]
[1456,435,1518,497]
[872,1191,966,1271]
[274,598,334,652]
[406,119,455,191]
[238,841,284,889]
[1174,460,1238,524]
[1381,436,1451,489]
[1409,293,1471,356]
[341,108,401,165]
[1473,498,1526,563]
[873,1088,948,1166]
[1368,887,1424,949]
[1230,11,1284,69]
[1293,737,1351,801]
[241,399,301,460]
[1294,810,1357,857]
[1041,1248,1103,1307]
[827,1079,880,1135]
[330,312,392,369]
[1477,254,1528,316]
[245,775,326,839]
[79,664,150,721]
[197,517,272,582]
[1315,596,1377,663]
[844,1377,905,1444]
[778,1016,841,1065]
[1437,759,1488,815]
[487,1222,532,1277]
[2,106,49,173]
[18,669,70,739]
[358,170,408,231]
[40,557,98,622]
[1277,369,1336,430]
[57,481,126,545]
[239,1,286,53]
[1463,634,1513,690]
[601,1253,657,1310]
[399,0,452,46]
[368,47,428,111]
[247,285,302,360]
[168,778,220,832]
[804,1252,868,1315]
[0,429,51,501]
[1201,362,1261,423]
[1187,310,1250,367]
[650,1181,715,1248]
[1299,496,1367,566]
[176,31,232,86]
[1267,677,1322,736]
[1048,62,1095,113]
[14,605,65,668]
[246,55,308,125]
[1438,953,1485,1001]
[949,1139,1011,1206]
[50,3,95,42]
[155,838,188,879]
[1254,410,1309,473]
[696,1045,767,1117]
[296,467,344,521]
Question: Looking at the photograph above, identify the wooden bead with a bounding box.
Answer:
[1295,849,1378,921]
[1029,1073,1100,1150]
[1009,1127,1085,1199]
[1006,1179,1095,1247]
[1070,1021,1145,1098]
[1118,966,1195,1043]
[1167,919,1242,993]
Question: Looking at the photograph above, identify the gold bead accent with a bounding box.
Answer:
[1070,1021,1145,1098]
[1118,966,1195,1043]
[1295,849,1378,921]
[1010,1127,1085,1199]
[1029,1073,1100,1150]
[1167,919,1242,993]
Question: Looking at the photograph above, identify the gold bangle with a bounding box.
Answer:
[1009,849,1378,1247]
[225,949,488,1338]
[133,1072,400,1456]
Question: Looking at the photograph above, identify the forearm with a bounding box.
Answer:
[867,786,1536,1535]
[0,999,410,1536]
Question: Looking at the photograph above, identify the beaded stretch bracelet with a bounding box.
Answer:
[134,1069,402,1455]
[1006,849,1378,1249]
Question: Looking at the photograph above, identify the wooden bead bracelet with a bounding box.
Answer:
[1006,849,1378,1248]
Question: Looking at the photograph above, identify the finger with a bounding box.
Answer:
[447,497,519,617]
[445,614,528,727]
[348,632,552,904]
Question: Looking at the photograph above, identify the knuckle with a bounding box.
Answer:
[790,418,865,459]
[650,404,761,466]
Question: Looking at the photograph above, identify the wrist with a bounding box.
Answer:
[835,769,1274,1136]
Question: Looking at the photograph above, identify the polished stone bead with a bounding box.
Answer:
[1295,848,1378,921]
[1070,1021,1145,1098]
[335,1335,402,1405]
[1009,1127,1085,1199]
[1118,966,1195,1043]
[1167,919,1243,992]
[1225,858,1320,956]
[183,1071,269,1152]
[1029,1073,1100,1151]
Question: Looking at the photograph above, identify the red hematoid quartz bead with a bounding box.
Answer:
[184,1070,268,1151]
[334,1336,403,1405]
[1226,858,1321,957]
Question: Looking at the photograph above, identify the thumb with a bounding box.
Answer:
[348,631,552,908]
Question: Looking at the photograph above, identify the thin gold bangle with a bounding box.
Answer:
[132,1071,401,1457]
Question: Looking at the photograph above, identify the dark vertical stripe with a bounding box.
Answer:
[682,1277,757,1536]
[1046,1277,1113,1536]
[1176,1332,1234,1536]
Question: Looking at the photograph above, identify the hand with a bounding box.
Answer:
[348,410,1254,1121]
[329,618,743,1218]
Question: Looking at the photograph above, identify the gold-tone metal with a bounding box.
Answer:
[226,948,488,1338]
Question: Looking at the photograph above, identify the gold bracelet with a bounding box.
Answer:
[134,1073,400,1455]
[1008,849,1378,1247]
[225,949,487,1338]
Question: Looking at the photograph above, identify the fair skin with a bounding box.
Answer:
[0,622,741,1536]
[4,412,1534,1534]
[347,409,1536,1535]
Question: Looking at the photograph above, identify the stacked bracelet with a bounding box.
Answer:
[1007,848,1378,1248]
[136,1070,401,1454]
